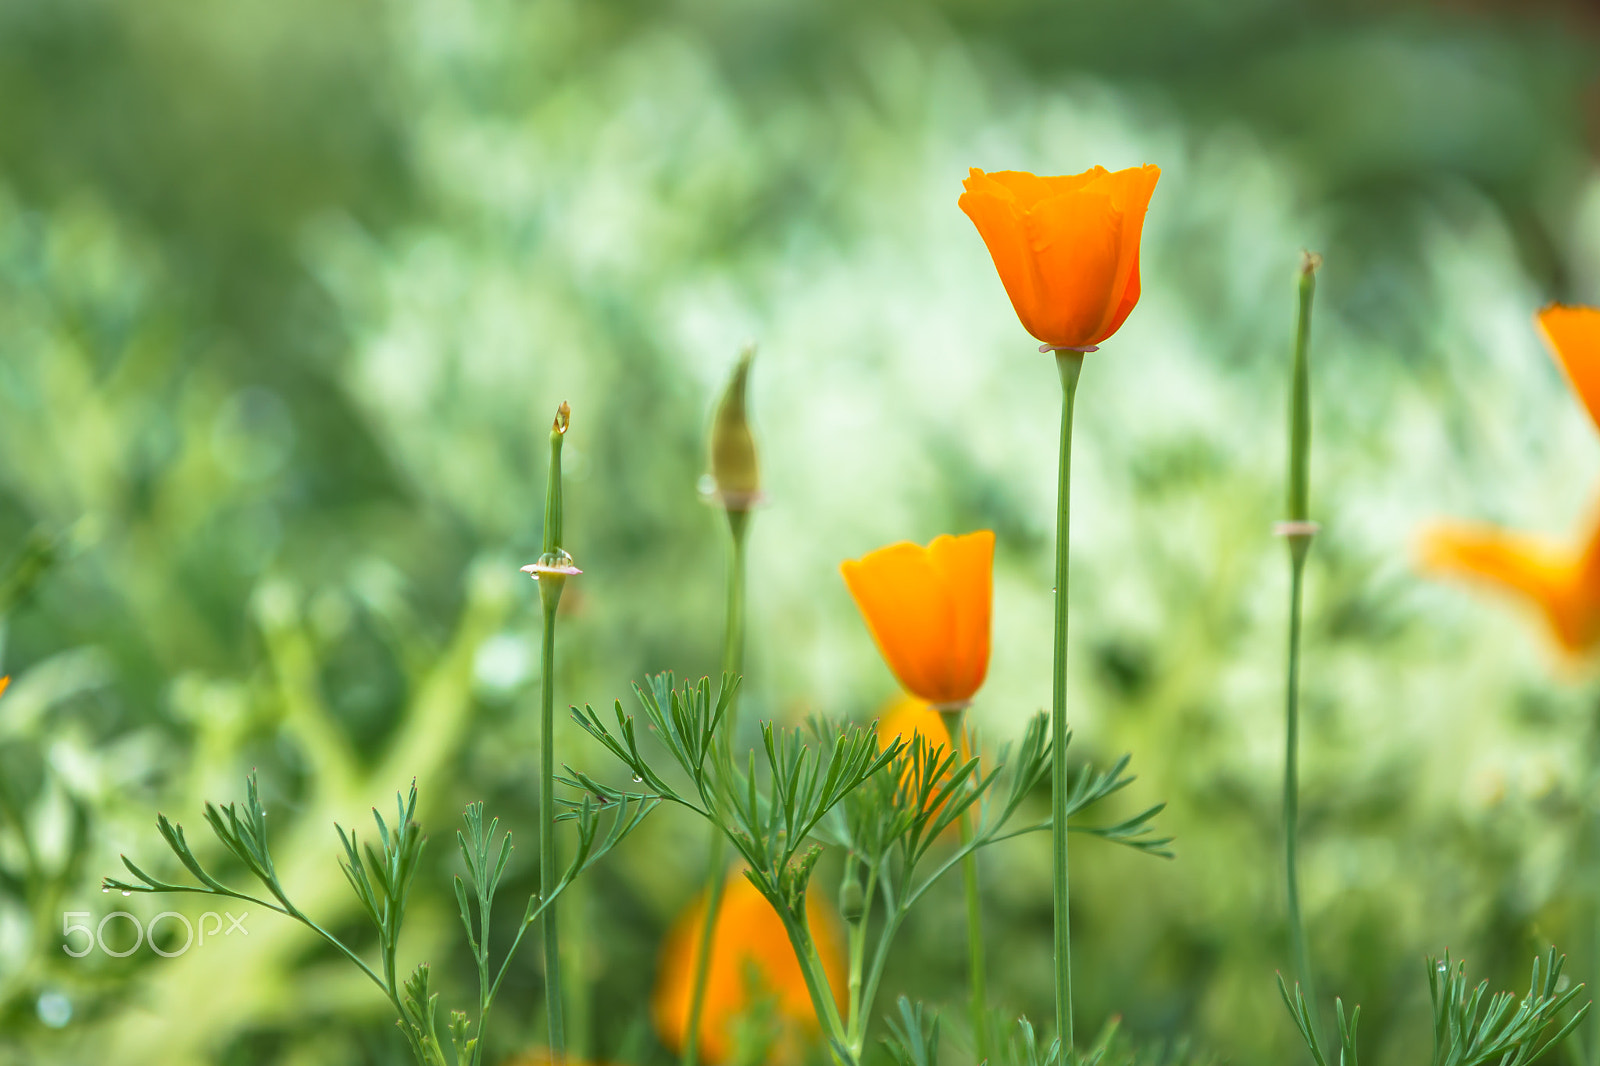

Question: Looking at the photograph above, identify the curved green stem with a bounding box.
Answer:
[681,507,751,1066]
[777,910,852,1064]
[856,903,909,1048]
[1051,350,1083,1050]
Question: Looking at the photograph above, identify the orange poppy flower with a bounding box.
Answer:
[1419,305,1600,656]
[1419,517,1600,655]
[873,694,954,760]
[1538,304,1600,431]
[840,531,994,712]
[652,871,847,1065]
[0,676,8,700]
[959,165,1160,351]
[873,694,967,832]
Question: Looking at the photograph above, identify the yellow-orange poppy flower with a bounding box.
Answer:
[840,531,994,712]
[0,676,8,700]
[1419,517,1600,655]
[1419,305,1600,655]
[873,694,965,831]
[959,165,1160,351]
[1538,304,1600,431]
[873,694,954,759]
[652,871,847,1065]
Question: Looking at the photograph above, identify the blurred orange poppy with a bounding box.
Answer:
[652,872,847,1065]
[1420,518,1600,655]
[840,531,994,712]
[873,694,953,759]
[959,165,1160,351]
[1538,304,1600,431]
[873,694,966,831]
[1419,305,1600,655]
[0,676,8,700]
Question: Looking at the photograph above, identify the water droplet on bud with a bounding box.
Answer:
[632,774,643,783]
[121,891,132,897]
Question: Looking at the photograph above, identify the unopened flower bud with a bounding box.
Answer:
[523,402,581,610]
[707,346,760,510]
[839,863,864,923]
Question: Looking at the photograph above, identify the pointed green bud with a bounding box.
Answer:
[1287,253,1317,525]
[525,402,579,611]
[1277,252,1321,558]
[707,346,760,510]
[543,401,570,555]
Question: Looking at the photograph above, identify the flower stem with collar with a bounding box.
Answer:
[526,401,579,1058]
[958,164,1160,1051]
[1280,254,1322,1049]
[682,349,758,1066]
[1050,348,1083,1049]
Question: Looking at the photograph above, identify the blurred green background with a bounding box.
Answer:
[4,0,1600,1063]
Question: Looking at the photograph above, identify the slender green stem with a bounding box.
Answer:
[722,509,749,681]
[1051,350,1084,1050]
[1587,735,1600,1066]
[681,507,751,1066]
[540,599,565,1059]
[1282,254,1320,1050]
[1283,543,1321,1049]
[472,871,493,1066]
[845,856,879,1048]
[537,403,571,1059]
[857,901,910,1044]
[278,898,396,1004]
[943,711,989,1061]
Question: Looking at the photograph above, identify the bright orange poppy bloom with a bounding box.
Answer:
[1419,305,1600,655]
[873,694,954,759]
[0,676,8,700]
[840,531,994,712]
[652,872,847,1065]
[959,165,1160,351]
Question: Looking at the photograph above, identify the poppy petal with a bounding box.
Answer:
[1024,189,1123,348]
[1537,304,1600,434]
[927,531,994,702]
[842,531,993,707]
[841,543,952,701]
[1419,522,1596,654]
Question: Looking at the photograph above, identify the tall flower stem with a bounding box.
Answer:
[536,403,574,1059]
[1051,350,1084,1050]
[680,506,750,1066]
[941,710,989,1062]
[1281,255,1321,1049]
